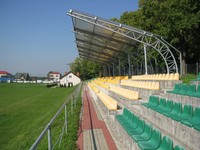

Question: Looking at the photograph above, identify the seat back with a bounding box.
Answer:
[151,96,159,107]
[186,84,196,96]
[171,102,182,115]
[179,84,188,94]
[174,73,179,80]
[192,107,200,122]
[197,84,200,93]
[164,100,173,112]
[132,115,139,128]
[198,72,200,80]
[137,119,145,131]
[180,105,193,120]
[157,136,173,150]
[169,73,175,80]
[149,129,161,147]
[141,123,153,140]
[124,108,131,119]
[174,83,181,93]
[158,98,166,108]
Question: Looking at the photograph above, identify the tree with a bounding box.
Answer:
[70,57,102,80]
[118,0,200,74]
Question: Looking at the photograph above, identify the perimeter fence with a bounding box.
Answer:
[30,82,82,150]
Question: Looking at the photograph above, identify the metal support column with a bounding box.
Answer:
[128,53,131,76]
[108,65,111,76]
[103,65,107,76]
[112,63,115,76]
[118,58,121,76]
[180,53,182,76]
[144,44,148,75]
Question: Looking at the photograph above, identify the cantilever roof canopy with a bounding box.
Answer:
[67,9,179,73]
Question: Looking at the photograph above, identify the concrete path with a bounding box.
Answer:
[77,86,117,150]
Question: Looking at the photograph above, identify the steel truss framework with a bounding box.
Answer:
[68,9,179,74]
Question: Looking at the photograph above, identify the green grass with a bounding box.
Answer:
[0,83,79,149]
[180,74,197,84]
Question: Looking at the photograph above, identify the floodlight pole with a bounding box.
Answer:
[144,44,148,75]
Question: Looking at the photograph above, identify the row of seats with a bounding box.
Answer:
[88,82,118,110]
[97,76,129,83]
[142,96,200,131]
[131,73,179,81]
[97,91,118,110]
[109,86,139,100]
[88,82,99,93]
[167,83,200,98]
[115,108,185,150]
[92,80,109,89]
[121,80,160,90]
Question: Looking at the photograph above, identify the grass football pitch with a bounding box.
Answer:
[0,83,77,149]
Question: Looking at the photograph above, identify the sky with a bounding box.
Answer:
[0,0,138,77]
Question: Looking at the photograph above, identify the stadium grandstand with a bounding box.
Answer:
[30,9,199,150]
[67,10,200,150]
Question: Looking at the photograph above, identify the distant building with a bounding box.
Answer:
[0,71,13,83]
[15,73,30,81]
[48,71,61,82]
[60,72,81,87]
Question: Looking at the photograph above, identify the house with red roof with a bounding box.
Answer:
[47,71,61,83]
[0,71,13,83]
[60,72,81,87]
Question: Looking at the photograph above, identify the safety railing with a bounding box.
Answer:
[30,83,82,150]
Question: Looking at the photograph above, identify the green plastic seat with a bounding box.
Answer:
[186,84,196,97]
[148,96,159,109]
[179,105,193,122]
[123,114,139,130]
[156,136,173,150]
[164,102,182,119]
[181,107,200,127]
[115,108,127,120]
[141,97,152,108]
[132,124,152,142]
[126,119,145,136]
[193,123,200,131]
[142,96,157,108]
[167,83,181,94]
[118,113,134,127]
[178,84,188,95]
[161,100,173,114]
[167,84,177,93]
[138,129,161,150]
[195,85,200,98]
[198,72,200,80]
[174,145,185,150]
[155,98,166,113]
[116,108,131,123]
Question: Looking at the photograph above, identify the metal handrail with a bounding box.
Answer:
[30,83,82,150]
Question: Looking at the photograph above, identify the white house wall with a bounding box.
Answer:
[60,73,81,86]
